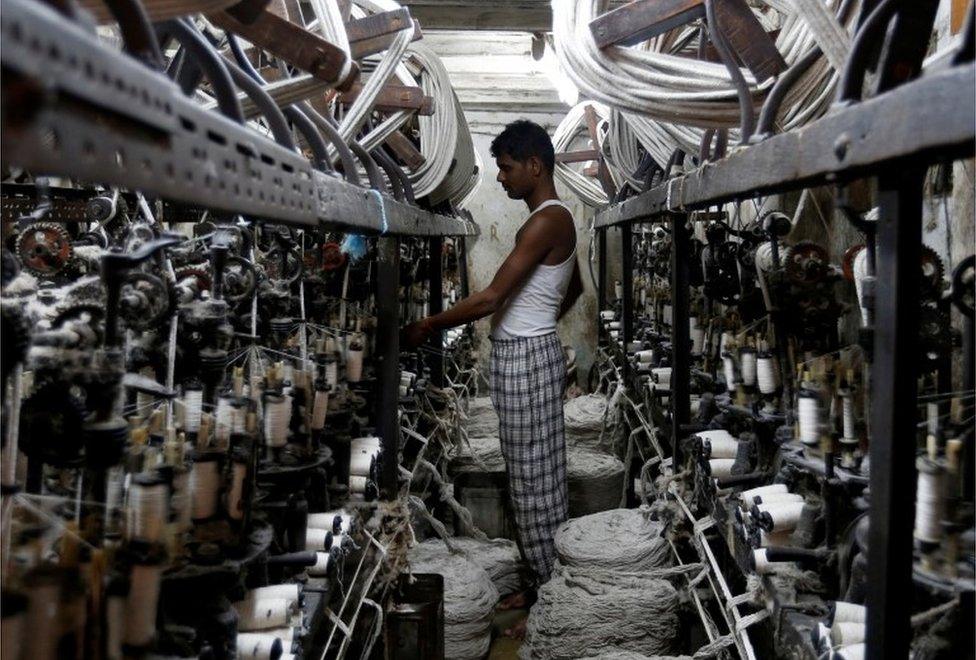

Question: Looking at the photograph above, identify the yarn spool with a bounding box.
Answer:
[614,280,623,300]
[263,626,298,642]
[690,317,704,355]
[840,393,857,440]
[697,430,737,459]
[463,397,499,439]
[707,458,736,478]
[345,342,364,383]
[739,483,788,502]
[719,331,734,356]
[567,450,625,517]
[170,468,192,532]
[599,310,616,321]
[241,585,300,609]
[756,501,806,532]
[757,353,780,395]
[448,537,526,597]
[226,451,248,521]
[408,540,498,660]
[350,436,381,477]
[263,394,291,448]
[722,354,736,392]
[305,527,332,552]
[755,241,776,273]
[308,552,331,576]
[183,387,203,433]
[853,248,870,325]
[832,643,865,660]
[754,492,804,507]
[797,392,821,446]
[126,474,169,543]
[609,321,622,330]
[759,529,794,547]
[311,388,330,431]
[215,396,235,443]
[555,509,670,571]
[236,632,283,660]
[914,457,945,545]
[307,511,354,534]
[323,357,339,389]
[349,475,369,495]
[189,454,221,521]
[124,560,163,648]
[751,548,776,574]
[636,349,655,363]
[831,622,866,646]
[564,394,609,451]
[651,367,671,387]
[831,601,866,625]
[234,598,291,631]
[740,347,757,387]
[450,436,505,473]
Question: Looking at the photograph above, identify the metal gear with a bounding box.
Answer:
[15,222,73,276]
[223,255,258,304]
[174,266,212,292]
[784,241,829,286]
[919,245,945,298]
[951,255,974,318]
[119,271,172,331]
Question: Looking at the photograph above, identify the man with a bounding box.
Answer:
[401,119,583,631]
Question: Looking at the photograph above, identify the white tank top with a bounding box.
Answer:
[491,199,577,339]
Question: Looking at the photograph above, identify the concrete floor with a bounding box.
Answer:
[488,609,528,659]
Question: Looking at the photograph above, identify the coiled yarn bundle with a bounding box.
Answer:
[567,450,625,517]
[519,565,681,660]
[463,397,499,439]
[450,435,505,473]
[449,537,526,597]
[555,509,670,571]
[408,540,499,660]
[564,394,611,451]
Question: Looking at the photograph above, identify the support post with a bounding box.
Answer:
[865,166,925,660]
[597,227,608,314]
[669,213,690,466]
[427,236,444,387]
[376,236,401,500]
[621,223,634,375]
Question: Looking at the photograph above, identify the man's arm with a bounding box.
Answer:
[557,259,583,321]
[401,215,555,347]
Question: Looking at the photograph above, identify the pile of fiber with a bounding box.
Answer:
[567,449,625,517]
[555,509,670,570]
[449,435,506,473]
[408,539,499,659]
[564,394,610,450]
[589,651,692,660]
[449,536,526,597]
[520,565,681,659]
[463,397,498,438]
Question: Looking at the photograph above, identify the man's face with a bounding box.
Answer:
[495,153,535,200]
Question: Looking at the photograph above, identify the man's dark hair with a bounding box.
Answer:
[490,119,555,174]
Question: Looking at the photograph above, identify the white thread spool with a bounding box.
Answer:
[305,527,331,552]
[311,389,330,431]
[280,653,297,660]
[739,483,788,502]
[720,331,734,356]
[263,395,290,448]
[215,396,234,443]
[124,562,162,648]
[740,347,757,387]
[757,354,780,394]
[243,585,300,609]
[752,548,776,574]
[708,458,736,478]
[349,475,369,495]
[753,492,804,507]
[600,310,615,321]
[831,622,866,646]
[609,330,619,341]
[323,358,339,389]
[608,321,621,330]
[105,580,126,660]
[183,387,203,433]
[841,393,857,440]
[236,632,283,660]
[690,320,705,355]
[308,552,331,576]
[833,643,865,660]
[614,280,622,300]
[307,511,352,533]
[636,349,654,363]
[234,598,291,631]
[832,602,866,625]
[189,456,221,521]
[754,241,776,273]
[263,626,298,642]
[346,342,364,383]
[757,501,805,532]
[914,457,945,545]
[127,475,169,543]
[697,430,738,459]
[798,393,822,446]
[227,453,247,521]
[853,248,869,325]
[350,437,381,477]
[722,354,736,392]
[170,468,191,531]
[663,304,672,325]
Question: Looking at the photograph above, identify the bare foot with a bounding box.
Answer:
[498,591,530,610]
[503,618,528,639]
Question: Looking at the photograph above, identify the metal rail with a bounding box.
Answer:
[0,0,477,237]
[592,62,975,228]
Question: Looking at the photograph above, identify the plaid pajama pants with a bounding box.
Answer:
[489,332,568,584]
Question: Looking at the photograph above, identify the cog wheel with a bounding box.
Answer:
[919,245,945,298]
[15,222,73,276]
[952,255,975,318]
[119,272,172,331]
[174,266,212,292]
[784,241,829,286]
[223,255,258,304]
[263,247,303,284]
[320,241,347,271]
[51,303,105,345]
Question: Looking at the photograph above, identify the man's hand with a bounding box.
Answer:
[400,318,433,350]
